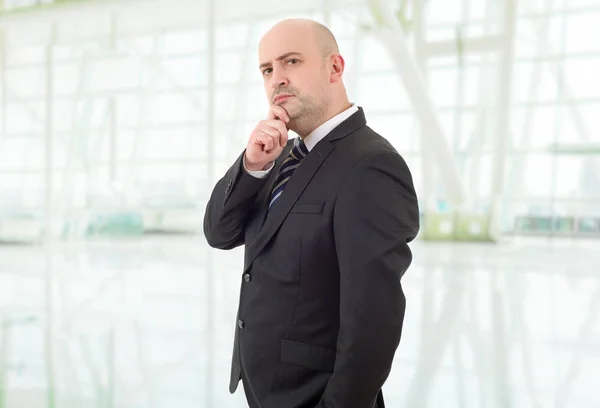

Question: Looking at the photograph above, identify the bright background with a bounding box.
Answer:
[0,0,598,407]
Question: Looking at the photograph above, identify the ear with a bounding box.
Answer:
[329,54,345,83]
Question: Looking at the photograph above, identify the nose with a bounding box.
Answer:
[270,66,288,89]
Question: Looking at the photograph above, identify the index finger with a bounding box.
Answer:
[264,120,289,147]
[267,104,290,124]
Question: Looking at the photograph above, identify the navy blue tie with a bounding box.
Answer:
[269,137,309,210]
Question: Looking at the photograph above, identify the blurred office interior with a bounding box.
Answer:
[0,0,599,406]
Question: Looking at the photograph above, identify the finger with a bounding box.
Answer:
[279,127,289,147]
[268,104,290,123]
[262,120,286,134]
[269,120,288,147]
[254,132,276,152]
[253,137,269,155]
[257,123,280,139]
[261,132,276,151]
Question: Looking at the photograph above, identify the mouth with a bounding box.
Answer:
[273,94,294,104]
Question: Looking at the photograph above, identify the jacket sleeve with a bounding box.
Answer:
[318,151,420,408]
[203,150,271,250]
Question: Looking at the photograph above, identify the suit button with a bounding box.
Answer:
[243,273,252,283]
[237,319,245,329]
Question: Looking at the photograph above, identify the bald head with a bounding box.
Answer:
[261,18,339,60]
[311,20,340,59]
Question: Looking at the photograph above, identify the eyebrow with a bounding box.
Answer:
[259,52,302,70]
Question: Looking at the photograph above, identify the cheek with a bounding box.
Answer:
[301,78,322,96]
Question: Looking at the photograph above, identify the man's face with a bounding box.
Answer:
[258,27,330,124]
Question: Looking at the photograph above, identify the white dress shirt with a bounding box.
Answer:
[244,104,359,179]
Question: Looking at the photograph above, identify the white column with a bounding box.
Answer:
[0,28,6,139]
[109,98,117,183]
[44,24,57,240]
[44,24,58,408]
[412,0,437,213]
[109,13,118,184]
[489,0,517,238]
[44,251,56,408]
[0,317,7,408]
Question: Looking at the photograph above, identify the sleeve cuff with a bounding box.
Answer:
[243,156,274,179]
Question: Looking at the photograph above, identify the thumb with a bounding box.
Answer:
[279,128,289,147]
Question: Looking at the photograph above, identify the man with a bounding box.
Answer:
[204,18,420,408]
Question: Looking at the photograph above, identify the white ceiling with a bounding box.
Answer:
[1,0,367,46]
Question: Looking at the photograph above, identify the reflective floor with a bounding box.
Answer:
[0,236,598,407]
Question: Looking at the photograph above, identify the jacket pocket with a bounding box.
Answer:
[280,339,336,372]
[290,200,325,214]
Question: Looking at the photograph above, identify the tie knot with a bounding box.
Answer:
[290,138,309,161]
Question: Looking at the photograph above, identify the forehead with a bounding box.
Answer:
[258,26,317,63]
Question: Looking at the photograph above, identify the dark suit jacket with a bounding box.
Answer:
[203,107,420,408]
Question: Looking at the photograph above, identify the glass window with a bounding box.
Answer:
[54,63,80,96]
[516,16,564,58]
[145,93,202,124]
[137,127,193,160]
[428,67,458,108]
[215,51,248,85]
[519,153,554,196]
[155,56,207,89]
[457,111,478,151]
[563,57,600,98]
[6,66,45,99]
[566,11,600,53]
[217,22,251,49]
[424,0,464,25]
[463,65,482,106]
[368,114,418,153]
[243,84,270,122]
[554,156,586,197]
[5,102,44,134]
[513,61,559,103]
[511,106,561,149]
[557,104,595,144]
[359,37,395,74]
[89,57,141,92]
[5,45,45,66]
[162,29,207,55]
[358,73,411,112]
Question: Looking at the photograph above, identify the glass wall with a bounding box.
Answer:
[0,1,598,407]
[1,0,598,241]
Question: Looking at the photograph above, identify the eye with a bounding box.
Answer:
[287,59,299,65]
[262,68,272,75]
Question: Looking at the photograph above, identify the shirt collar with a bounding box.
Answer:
[301,104,359,152]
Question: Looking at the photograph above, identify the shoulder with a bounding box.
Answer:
[336,125,409,171]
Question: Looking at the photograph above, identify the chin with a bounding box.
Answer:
[284,107,299,120]
[287,114,301,123]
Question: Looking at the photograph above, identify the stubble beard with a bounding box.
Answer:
[286,95,327,138]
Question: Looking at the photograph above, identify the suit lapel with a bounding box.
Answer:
[244,106,368,271]
[245,140,334,271]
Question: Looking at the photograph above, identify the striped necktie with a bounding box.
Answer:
[268,137,309,210]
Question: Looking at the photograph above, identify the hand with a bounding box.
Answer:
[244,105,290,171]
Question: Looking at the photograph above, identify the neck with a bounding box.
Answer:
[294,100,352,138]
